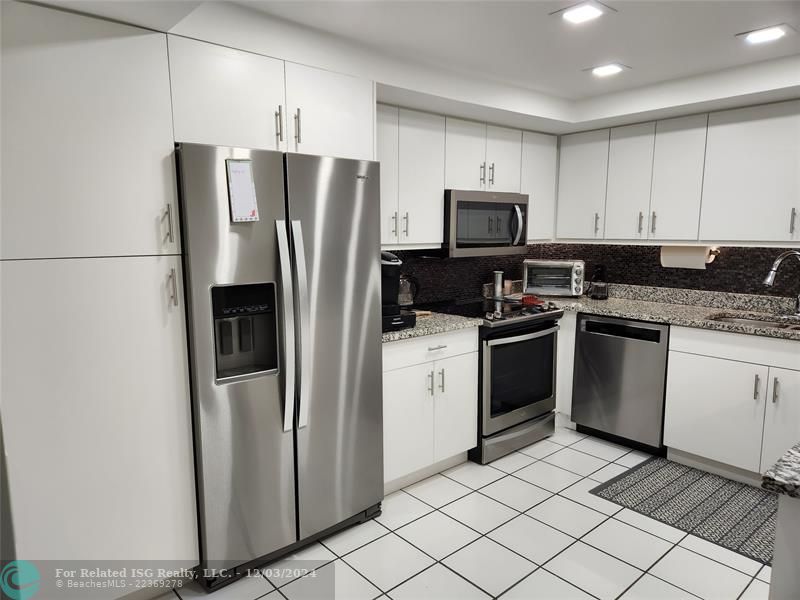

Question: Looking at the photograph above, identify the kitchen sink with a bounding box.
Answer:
[708,313,800,330]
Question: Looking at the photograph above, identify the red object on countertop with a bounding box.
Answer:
[522,294,544,306]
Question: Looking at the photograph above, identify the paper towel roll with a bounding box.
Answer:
[660,246,718,269]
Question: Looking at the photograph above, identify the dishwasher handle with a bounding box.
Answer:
[580,316,666,343]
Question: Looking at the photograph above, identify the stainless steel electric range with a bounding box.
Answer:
[418,299,563,464]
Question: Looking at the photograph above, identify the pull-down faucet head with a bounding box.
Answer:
[764,251,800,315]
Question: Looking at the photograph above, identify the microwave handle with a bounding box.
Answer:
[512,204,524,245]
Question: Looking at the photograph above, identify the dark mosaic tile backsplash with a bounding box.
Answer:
[393,245,800,305]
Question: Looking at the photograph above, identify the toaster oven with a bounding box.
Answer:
[524,260,585,297]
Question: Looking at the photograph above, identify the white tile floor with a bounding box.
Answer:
[172,428,772,600]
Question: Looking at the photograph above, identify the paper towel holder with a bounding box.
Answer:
[660,246,721,269]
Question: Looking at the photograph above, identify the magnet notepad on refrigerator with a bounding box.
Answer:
[225,159,259,222]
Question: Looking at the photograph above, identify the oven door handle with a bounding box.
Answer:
[512,204,524,246]
[486,325,559,347]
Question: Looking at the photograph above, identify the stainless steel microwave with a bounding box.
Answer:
[443,190,528,257]
[524,259,585,297]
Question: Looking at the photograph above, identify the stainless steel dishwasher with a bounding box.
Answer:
[572,314,669,448]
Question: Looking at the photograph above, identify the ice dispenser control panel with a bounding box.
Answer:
[211,283,278,381]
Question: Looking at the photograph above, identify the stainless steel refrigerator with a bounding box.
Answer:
[176,144,383,590]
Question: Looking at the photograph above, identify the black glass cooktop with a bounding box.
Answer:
[416,298,563,327]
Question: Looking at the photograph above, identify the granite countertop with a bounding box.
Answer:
[554,297,800,342]
[381,312,482,343]
[762,443,800,498]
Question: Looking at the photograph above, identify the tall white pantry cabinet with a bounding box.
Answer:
[1,0,197,568]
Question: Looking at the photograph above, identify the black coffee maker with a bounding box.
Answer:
[381,251,416,332]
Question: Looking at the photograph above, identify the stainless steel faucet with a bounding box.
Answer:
[763,250,800,315]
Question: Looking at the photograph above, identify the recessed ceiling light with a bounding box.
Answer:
[737,24,793,44]
[562,3,604,24]
[592,63,625,77]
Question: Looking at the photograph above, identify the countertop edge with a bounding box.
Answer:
[381,314,482,343]
[762,444,800,499]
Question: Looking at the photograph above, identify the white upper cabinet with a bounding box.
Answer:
[168,36,286,151]
[398,109,446,245]
[700,100,800,243]
[285,62,374,160]
[556,129,609,239]
[604,122,655,240]
[521,131,558,241]
[761,368,800,474]
[486,125,522,192]
[2,256,197,562]
[445,118,488,190]
[649,114,708,241]
[1,2,179,259]
[377,104,400,245]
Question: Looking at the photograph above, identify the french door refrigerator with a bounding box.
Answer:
[176,143,383,591]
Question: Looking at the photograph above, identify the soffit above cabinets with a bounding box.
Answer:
[241,1,800,102]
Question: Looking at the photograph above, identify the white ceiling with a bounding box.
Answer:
[239,0,800,101]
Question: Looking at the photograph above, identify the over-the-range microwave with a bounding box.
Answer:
[443,190,528,257]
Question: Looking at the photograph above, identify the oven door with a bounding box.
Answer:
[482,324,558,436]
[446,190,527,257]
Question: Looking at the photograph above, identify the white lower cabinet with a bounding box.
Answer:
[664,352,768,473]
[664,327,800,475]
[382,329,479,483]
[434,352,479,461]
[383,363,436,482]
[1,256,198,562]
[762,368,800,473]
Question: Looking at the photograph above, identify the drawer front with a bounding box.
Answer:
[383,328,479,371]
[669,326,800,371]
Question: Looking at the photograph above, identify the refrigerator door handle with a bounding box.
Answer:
[276,221,296,433]
[291,220,312,429]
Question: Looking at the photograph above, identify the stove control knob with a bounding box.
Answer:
[574,267,583,276]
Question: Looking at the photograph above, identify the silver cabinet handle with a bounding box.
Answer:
[292,220,311,429]
[275,105,284,143]
[438,368,445,392]
[488,216,493,234]
[480,162,486,185]
[276,221,296,432]
[427,370,435,396]
[497,216,502,232]
[427,344,448,351]
[651,211,657,234]
[593,212,600,236]
[791,208,797,235]
[403,212,409,237]
[773,377,780,403]
[294,108,302,144]
[162,204,174,244]
[489,162,495,185]
[391,212,398,236]
[167,267,178,307]
[753,374,761,400]
[637,211,644,234]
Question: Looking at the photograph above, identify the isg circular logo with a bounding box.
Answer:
[1,561,40,600]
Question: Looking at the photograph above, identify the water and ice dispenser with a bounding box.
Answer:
[211,283,278,381]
